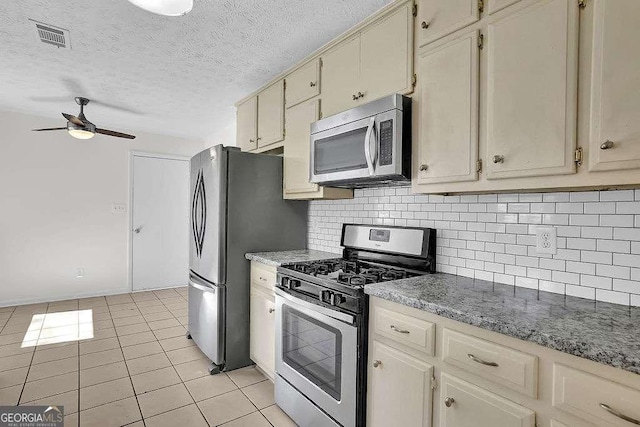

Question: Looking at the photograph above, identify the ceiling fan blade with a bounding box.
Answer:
[32,127,67,131]
[62,113,85,126]
[95,128,136,139]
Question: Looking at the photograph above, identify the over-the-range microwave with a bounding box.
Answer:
[309,94,411,188]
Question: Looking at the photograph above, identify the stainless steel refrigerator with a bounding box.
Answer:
[187,145,307,374]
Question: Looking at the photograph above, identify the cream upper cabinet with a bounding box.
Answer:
[236,96,257,151]
[321,36,361,117]
[284,99,320,196]
[588,0,640,172]
[360,3,413,103]
[286,59,321,109]
[321,1,414,117]
[368,340,433,427]
[417,0,479,47]
[440,373,536,427]
[485,0,579,180]
[257,80,285,148]
[416,30,479,184]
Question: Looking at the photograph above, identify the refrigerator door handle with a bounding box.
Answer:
[189,279,217,293]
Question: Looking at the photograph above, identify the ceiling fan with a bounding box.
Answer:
[32,97,136,140]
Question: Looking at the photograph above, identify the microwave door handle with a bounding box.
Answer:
[364,117,375,175]
[370,118,378,167]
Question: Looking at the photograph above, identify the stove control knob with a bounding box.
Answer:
[320,290,332,304]
[288,279,301,289]
[330,293,346,306]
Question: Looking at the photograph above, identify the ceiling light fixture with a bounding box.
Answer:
[67,128,95,140]
[127,0,193,16]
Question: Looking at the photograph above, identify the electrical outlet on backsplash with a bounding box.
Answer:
[307,186,640,307]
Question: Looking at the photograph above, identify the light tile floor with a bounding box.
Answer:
[0,287,297,427]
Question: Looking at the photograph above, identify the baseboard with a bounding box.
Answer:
[0,284,187,308]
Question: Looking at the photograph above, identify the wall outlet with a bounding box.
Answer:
[112,203,127,214]
[536,227,557,254]
[76,268,84,278]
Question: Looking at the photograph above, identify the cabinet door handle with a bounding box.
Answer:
[444,397,455,408]
[352,94,358,101]
[310,81,317,87]
[357,91,365,99]
[390,325,410,334]
[259,276,268,282]
[467,353,499,367]
[257,137,262,141]
[373,360,382,368]
[600,403,640,425]
[419,164,428,171]
[492,154,505,164]
[600,140,614,150]
[268,308,275,314]
[249,139,255,143]
[421,21,430,29]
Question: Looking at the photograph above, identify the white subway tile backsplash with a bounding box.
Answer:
[596,289,630,305]
[308,187,640,306]
[600,190,635,202]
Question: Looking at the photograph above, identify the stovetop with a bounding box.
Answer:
[282,258,424,289]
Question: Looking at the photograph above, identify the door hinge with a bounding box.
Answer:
[412,2,418,17]
[431,375,437,391]
[283,129,286,138]
[578,0,587,9]
[319,57,323,68]
[411,74,417,87]
[476,159,483,173]
[574,147,583,166]
[478,0,484,13]
[283,79,286,90]
[478,33,484,50]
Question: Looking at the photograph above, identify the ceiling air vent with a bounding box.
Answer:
[29,19,70,49]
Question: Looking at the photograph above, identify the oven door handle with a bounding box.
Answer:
[275,288,355,325]
[364,116,376,175]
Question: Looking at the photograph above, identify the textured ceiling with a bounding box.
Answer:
[0,0,392,143]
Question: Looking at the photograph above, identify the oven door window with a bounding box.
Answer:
[282,305,342,401]
[314,127,368,174]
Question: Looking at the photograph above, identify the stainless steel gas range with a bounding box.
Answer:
[274,224,437,427]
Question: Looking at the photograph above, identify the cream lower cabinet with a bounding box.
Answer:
[439,373,535,427]
[321,1,414,117]
[588,0,640,172]
[485,0,579,179]
[283,99,352,200]
[368,341,434,427]
[368,296,640,427]
[249,262,276,380]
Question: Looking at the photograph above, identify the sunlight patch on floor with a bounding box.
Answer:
[21,309,94,347]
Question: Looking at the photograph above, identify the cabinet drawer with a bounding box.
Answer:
[440,373,535,427]
[250,262,277,291]
[286,59,320,108]
[553,364,640,427]
[442,329,538,398]
[372,307,435,355]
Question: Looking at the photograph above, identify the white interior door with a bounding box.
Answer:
[132,154,190,291]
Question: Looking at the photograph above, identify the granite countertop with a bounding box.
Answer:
[245,249,338,267]
[365,274,640,374]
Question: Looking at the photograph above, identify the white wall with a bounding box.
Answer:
[0,110,205,306]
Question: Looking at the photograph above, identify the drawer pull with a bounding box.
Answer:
[268,308,275,314]
[600,403,640,425]
[467,353,499,367]
[390,325,410,334]
[444,397,455,408]
[373,360,382,368]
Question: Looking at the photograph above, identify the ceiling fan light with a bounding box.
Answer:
[68,128,95,140]
[127,0,193,16]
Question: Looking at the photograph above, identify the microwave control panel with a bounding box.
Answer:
[379,120,393,166]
